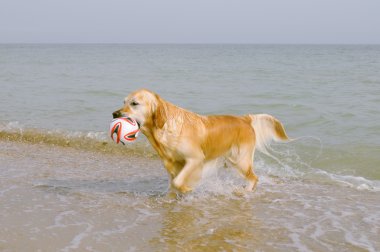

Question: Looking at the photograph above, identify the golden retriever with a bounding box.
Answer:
[113,89,289,193]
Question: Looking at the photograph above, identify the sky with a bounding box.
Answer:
[1,0,379,44]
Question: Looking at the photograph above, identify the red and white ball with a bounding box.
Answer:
[109,117,140,144]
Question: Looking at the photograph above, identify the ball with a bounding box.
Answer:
[109,117,140,144]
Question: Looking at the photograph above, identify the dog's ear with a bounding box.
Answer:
[153,94,166,129]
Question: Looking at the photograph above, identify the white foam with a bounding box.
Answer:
[256,139,380,193]
[289,233,313,252]
[313,170,380,192]
[86,131,108,141]
[0,121,24,132]
[47,210,77,229]
[344,228,377,252]
[62,223,94,252]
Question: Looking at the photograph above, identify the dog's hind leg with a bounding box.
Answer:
[243,164,259,191]
[231,145,258,192]
[235,158,258,191]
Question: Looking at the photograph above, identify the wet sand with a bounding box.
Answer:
[1,140,379,251]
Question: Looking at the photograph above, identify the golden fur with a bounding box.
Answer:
[113,89,289,193]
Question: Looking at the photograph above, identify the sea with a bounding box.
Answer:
[0,44,379,251]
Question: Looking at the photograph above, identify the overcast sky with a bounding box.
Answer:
[1,0,379,44]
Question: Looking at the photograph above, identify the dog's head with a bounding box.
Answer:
[112,89,158,130]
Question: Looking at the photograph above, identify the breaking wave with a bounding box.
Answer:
[0,121,156,157]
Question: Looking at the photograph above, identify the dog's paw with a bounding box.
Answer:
[176,184,192,193]
[244,184,257,192]
[172,179,192,193]
[232,188,245,197]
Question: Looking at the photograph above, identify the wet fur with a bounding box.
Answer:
[113,89,289,193]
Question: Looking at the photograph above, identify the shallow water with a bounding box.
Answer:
[1,44,380,251]
[1,140,379,251]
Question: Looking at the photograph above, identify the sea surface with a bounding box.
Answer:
[1,44,380,251]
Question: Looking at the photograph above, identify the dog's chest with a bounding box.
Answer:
[154,119,184,159]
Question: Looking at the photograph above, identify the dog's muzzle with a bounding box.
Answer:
[112,110,141,128]
[112,110,122,119]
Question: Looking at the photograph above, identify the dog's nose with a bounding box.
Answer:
[112,110,122,119]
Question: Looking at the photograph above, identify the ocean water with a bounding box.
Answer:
[0,44,380,251]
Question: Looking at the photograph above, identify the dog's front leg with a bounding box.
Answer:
[163,160,184,196]
[172,158,203,193]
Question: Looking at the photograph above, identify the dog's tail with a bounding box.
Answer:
[248,114,289,154]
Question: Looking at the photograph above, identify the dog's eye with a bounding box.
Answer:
[130,101,139,106]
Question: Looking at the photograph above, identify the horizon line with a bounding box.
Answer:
[1,42,380,45]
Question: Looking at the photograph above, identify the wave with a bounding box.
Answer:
[0,121,156,157]
[257,141,380,192]
[1,121,379,192]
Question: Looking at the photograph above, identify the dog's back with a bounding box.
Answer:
[201,115,254,160]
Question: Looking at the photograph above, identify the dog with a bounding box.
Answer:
[113,89,289,193]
